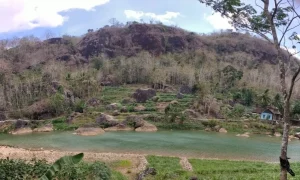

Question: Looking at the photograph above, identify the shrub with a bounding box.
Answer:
[73,99,86,113]
[0,157,111,180]
[91,57,103,70]
[231,104,245,118]
[86,161,111,180]
[0,158,49,180]
[202,120,218,128]
[164,103,185,123]
[49,93,69,116]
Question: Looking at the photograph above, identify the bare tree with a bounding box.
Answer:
[109,18,123,27]
[198,0,300,179]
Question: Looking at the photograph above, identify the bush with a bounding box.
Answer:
[50,93,69,116]
[164,103,185,123]
[0,158,49,180]
[224,104,245,119]
[0,158,111,180]
[73,99,86,113]
[87,161,111,180]
[91,57,103,70]
[202,120,218,128]
[52,117,79,131]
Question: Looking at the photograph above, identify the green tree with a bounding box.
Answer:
[259,89,271,108]
[221,65,243,89]
[292,101,300,117]
[198,1,300,178]
[273,93,283,114]
[241,88,254,106]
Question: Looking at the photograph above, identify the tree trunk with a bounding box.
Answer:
[280,100,290,180]
[262,1,290,177]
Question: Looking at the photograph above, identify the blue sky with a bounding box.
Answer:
[0,0,232,39]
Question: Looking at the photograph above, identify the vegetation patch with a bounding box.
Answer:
[0,158,115,180]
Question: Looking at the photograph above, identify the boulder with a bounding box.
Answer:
[177,92,184,99]
[14,119,30,129]
[133,88,156,103]
[134,105,146,112]
[218,128,227,133]
[106,103,120,110]
[104,124,134,132]
[112,110,120,116]
[122,98,134,104]
[214,125,221,132]
[170,100,179,105]
[137,167,157,180]
[236,132,250,138]
[274,132,281,137]
[122,115,144,128]
[179,85,192,94]
[120,106,128,113]
[11,127,33,135]
[135,121,157,132]
[96,113,119,127]
[205,128,212,131]
[75,127,105,136]
[289,135,296,141]
[87,98,101,107]
[294,132,300,139]
[33,124,53,132]
[24,99,52,119]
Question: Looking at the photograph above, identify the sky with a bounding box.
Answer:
[0,0,233,39]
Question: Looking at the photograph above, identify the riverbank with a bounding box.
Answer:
[0,146,299,180]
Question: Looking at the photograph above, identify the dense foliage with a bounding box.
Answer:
[0,158,111,180]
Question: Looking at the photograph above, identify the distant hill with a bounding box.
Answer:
[0,23,296,73]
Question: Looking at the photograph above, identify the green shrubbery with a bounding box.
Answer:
[0,158,112,180]
[52,117,78,131]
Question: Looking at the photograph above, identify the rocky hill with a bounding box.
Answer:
[0,23,295,74]
[77,23,289,64]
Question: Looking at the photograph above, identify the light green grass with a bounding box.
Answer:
[111,170,128,180]
[145,155,190,180]
[145,156,300,180]
[110,160,132,169]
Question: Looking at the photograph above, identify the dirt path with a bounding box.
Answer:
[180,157,193,171]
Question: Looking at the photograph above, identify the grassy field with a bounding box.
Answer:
[145,155,300,180]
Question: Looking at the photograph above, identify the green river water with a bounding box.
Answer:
[0,131,299,162]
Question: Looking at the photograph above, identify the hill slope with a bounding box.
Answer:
[0,23,299,123]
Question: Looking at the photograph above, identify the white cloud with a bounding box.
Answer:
[286,47,300,59]
[204,12,233,30]
[124,10,180,23]
[0,0,110,33]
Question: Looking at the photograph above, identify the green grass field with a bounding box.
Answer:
[145,155,300,180]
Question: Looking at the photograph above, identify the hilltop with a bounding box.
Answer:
[0,23,295,73]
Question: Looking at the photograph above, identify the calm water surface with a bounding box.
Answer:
[0,131,299,162]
